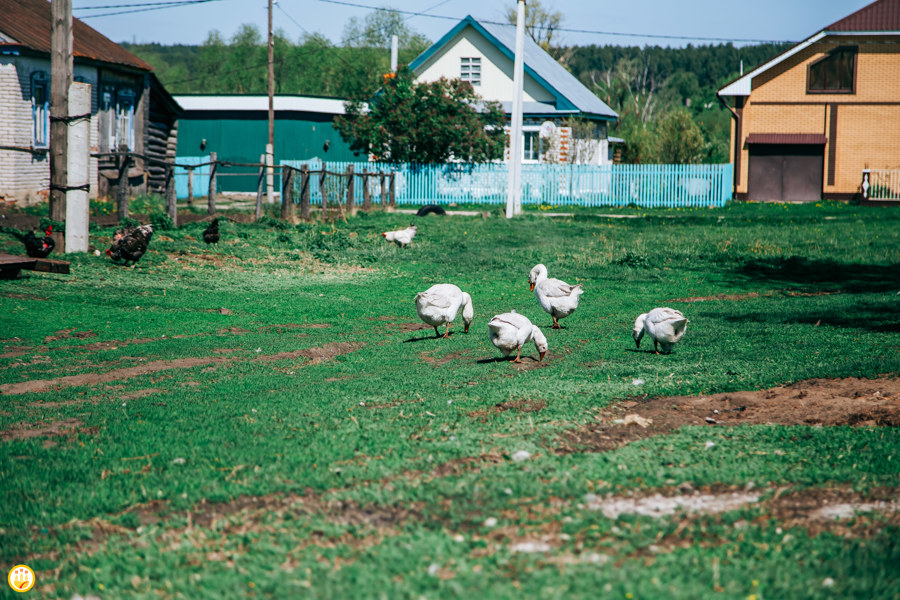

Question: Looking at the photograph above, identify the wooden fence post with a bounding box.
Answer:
[300,164,310,221]
[362,169,371,211]
[255,153,265,221]
[116,146,129,221]
[345,164,354,218]
[208,151,217,215]
[165,165,178,227]
[389,172,396,208]
[281,166,294,221]
[187,166,194,208]
[380,173,387,207]
[320,164,328,221]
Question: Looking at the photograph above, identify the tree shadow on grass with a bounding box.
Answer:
[735,256,900,294]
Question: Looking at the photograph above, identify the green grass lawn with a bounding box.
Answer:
[1,200,898,599]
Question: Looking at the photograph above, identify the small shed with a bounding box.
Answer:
[174,95,359,193]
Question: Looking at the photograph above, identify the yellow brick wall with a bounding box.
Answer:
[733,37,900,197]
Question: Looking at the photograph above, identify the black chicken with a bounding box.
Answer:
[107,223,153,267]
[2,224,55,258]
[202,218,220,245]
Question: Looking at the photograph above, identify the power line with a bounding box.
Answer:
[76,0,225,19]
[315,0,797,45]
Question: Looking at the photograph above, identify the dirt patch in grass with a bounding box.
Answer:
[0,345,31,359]
[555,377,900,454]
[258,341,366,364]
[119,388,165,400]
[1,417,96,442]
[1,291,47,301]
[469,399,547,421]
[56,337,157,353]
[43,329,97,343]
[0,357,229,395]
[390,321,432,332]
[419,350,473,365]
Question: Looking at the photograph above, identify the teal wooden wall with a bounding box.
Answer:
[176,114,360,192]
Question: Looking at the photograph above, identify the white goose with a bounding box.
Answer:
[632,307,689,354]
[488,311,548,363]
[415,284,474,338]
[529,264,584,329]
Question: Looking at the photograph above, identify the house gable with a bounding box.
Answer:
[410,15,616,121]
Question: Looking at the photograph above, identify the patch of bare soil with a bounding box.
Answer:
[0,345,31,359]
[556,377,900,454]
[119,388,165,401]
[0,357,229,395]
[469,399,547,421]
[54,337,157,353]
[391,321,432,332]
[43,329,97,343]
[671,290,843,303]
[0,292,46,301]
[419,350,473,366]
[258,342,366,364]
[0,417,96,442]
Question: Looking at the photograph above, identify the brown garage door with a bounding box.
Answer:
[748,144,824,202]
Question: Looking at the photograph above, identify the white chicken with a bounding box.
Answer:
[528,264,584,329]
[382,223,417,247]
[415,284,474,338]
[632,307,689,354]
[488,311,548,363]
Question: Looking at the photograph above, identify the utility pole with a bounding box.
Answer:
[266,0,275,206]
[50,0,73,239]
[505,0,526,218]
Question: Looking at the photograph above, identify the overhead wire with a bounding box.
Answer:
[76,0,226,19]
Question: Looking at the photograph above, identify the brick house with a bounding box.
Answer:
[410,15,619,166]
[0,0,181,205]
[717,0,900,202]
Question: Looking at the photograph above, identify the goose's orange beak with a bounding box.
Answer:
[529,281,535,291]
[539,351,546,361]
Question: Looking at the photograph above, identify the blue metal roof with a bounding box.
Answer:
[409,15,617,121]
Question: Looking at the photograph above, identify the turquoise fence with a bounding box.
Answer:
[280,160,733,208]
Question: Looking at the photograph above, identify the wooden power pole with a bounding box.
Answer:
[50,0,73,232]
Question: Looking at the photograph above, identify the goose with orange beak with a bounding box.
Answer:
[488,311,548,363]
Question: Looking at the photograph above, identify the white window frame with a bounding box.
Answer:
[100,84,136,152]
[31,72,50,148]
[460,57,481,86]
[522,128,542,163]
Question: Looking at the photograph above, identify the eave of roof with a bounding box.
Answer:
[409,15,617,120]
[174,95,349,114]
[0,0,153,72]
[719,0,900,97]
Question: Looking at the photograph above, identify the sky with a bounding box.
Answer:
[72,0,874,49]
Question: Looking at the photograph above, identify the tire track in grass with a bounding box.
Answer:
[0,342,367,395]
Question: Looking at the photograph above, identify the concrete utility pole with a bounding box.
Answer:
[505,0,526,218]
[50,0,73,241]
[266,0,275,205]
[390,34,398,72]
[66,82,90,253]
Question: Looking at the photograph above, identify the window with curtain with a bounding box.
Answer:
[460,57,481,86]
[99,85,136,151]
[808,47,856,93]
[31,72,49,148]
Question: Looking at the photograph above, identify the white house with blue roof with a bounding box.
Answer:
[409,15,618,166]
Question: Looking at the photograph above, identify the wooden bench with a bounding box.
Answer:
[0,253,70,279]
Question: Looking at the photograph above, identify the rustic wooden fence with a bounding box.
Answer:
[97,151,394,225]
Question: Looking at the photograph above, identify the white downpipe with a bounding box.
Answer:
[506,0,526,218]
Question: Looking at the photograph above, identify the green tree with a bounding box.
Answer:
[503,0,562,51]
[654,108,705,164]
[342,8,430,54]
[334,67,506,165]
